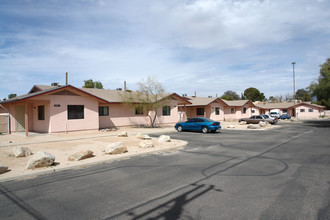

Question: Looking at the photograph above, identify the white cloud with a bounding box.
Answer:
[0,0,329,99]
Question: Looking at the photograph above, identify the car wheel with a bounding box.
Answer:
[177,125,183,132]
[202,126,209,134]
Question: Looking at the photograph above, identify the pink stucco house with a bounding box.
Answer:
[254,101,325,118]
[0,84,190,136]
[179,96,325,121]
[0,84,326,136]
[179,96,255,121]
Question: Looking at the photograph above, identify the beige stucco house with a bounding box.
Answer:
[0,84,190,136]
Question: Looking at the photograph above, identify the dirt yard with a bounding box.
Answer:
[0,127,186,181]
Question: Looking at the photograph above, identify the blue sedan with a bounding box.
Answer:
[175,117,221,133]
[279,114,291,119]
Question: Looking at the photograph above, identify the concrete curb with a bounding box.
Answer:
[0,140,188,183]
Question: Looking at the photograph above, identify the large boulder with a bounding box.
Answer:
[13,146,32,158]
[247,124,260,129]
[259,121,268,127]
[0,164,8,174]
[158,135,171,143]
[68,150,94,161]
[136,133,151,140]
[117,131,128,137]
[139,140,154,148]
[26,151,55,169]
[105,142,128,154]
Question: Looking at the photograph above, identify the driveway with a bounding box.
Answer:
[0,120,329,219]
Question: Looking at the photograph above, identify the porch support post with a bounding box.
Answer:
[184,105,187,121]
[25,101,29,137]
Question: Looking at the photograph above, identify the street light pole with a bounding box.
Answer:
[292,62,296,117]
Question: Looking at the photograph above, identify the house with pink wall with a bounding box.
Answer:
[254,101,325,118]
[0,85,190,136]
[179,96,255,121]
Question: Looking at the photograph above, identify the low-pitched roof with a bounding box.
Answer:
[183,96,254,107]
[183,96,218,106]
[0,85,110,104]
[221,99,252,107]
[1,85,191,105]
[255,101,325,109]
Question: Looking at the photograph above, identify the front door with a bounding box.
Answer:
[15,106,25,131]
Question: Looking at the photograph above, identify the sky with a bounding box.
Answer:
[1,0,330,100]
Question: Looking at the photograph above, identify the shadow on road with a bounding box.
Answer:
[303,120,330,128]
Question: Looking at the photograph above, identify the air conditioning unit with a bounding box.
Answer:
[51,82,59,86]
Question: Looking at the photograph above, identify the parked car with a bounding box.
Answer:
[239,115,277,124]
[175,117,221,133]
[261,114,278,123]
[279,114,291,120]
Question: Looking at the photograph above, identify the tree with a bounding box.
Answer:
[243,87,265,101]
[83,79,103,89]
[8,94,17,99]
[296,89,311,102]
[220,90,240,100]
[309,58,330,109]
[120,77,168,128]
[268,96,278,103]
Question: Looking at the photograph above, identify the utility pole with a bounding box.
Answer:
[292,62,296,117]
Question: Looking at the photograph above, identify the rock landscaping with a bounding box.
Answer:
[13,146,32,158]
[26,151,55,169]
[68,150,94,161]
[105,142,128,154]
[139,140,154,148]
[0,164,8,174]
[0,128,187,181]
[158,135,171,142]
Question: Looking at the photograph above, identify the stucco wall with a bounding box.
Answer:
[47,94,99,132]
[99,99,181,128]
[296,105,322,118]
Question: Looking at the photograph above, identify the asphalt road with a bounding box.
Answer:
[0,120,330,220]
